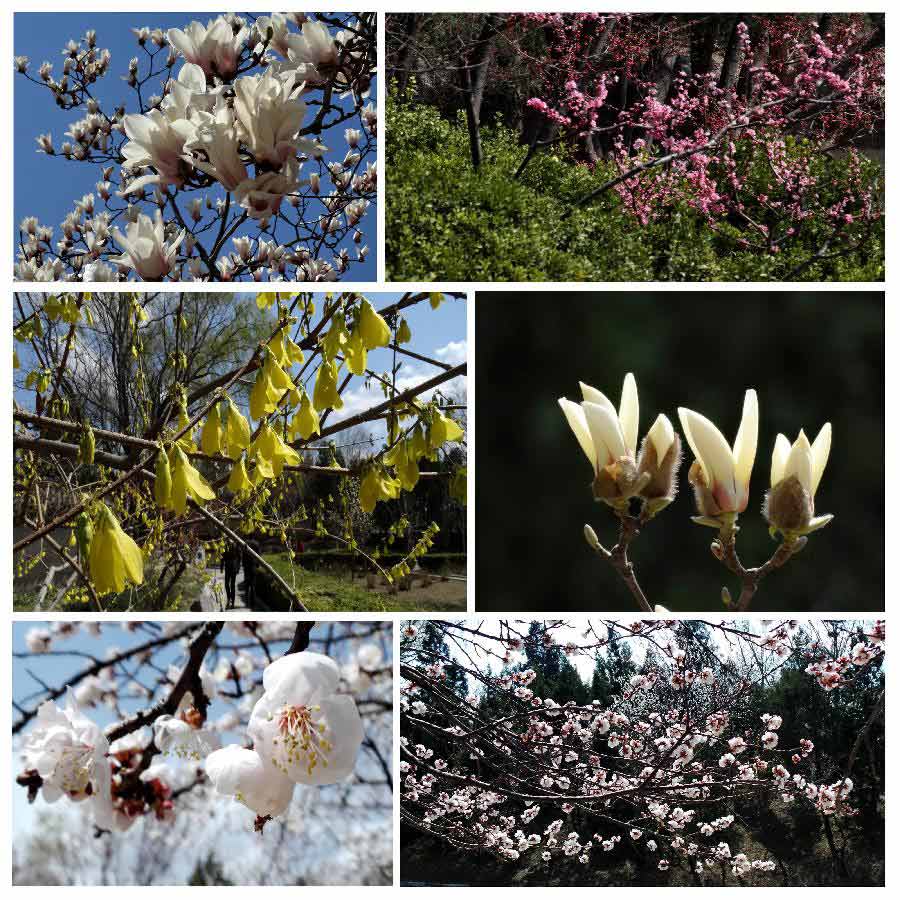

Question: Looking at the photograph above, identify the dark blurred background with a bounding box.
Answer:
[475,291,884,612]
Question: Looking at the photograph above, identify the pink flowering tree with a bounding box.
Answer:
[400,618,885,885]
[509,13,883,273]
[13,13,376,282]
[14,620,393,885]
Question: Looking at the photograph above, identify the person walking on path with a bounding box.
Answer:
[221,543,241,609]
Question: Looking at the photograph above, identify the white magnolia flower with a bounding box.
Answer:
[22,689,115,829]
[110,210,185,280]
[204,744,295,817]
[119,109,196,196]
[167,17,248,79]
[233,69,323,167]
[559,373,639,478]
[678,389,758,517]
[248,651,364,785]
[184,103,248,190]
[284,20,338,72]
[233,159,301,222]
[766,423,832,534]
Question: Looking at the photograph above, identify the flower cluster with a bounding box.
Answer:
[14,13,377,281]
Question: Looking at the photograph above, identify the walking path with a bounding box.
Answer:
[198,568,248,612]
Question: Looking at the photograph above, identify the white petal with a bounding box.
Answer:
[678,407,735,500]
[205,745,294,818]
[261,651,340,705]
[583,400,626,465]
[784,430,813,495]
[770,433,791,487]
[647,413,674,462]
[732,388,758,491]
[558,398,596,473]
[578,382,616,418]
[618,372,639,457]
[809,422,831,497]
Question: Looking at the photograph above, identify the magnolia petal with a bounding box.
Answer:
[558,398,596,473]
[770,433,791,487]
[732,389,758,491]
[805,513,834,533]
[647,413,675,463]
[678,407,736,507]
[784,429,813,496]
[583,400,627,466]
[578,382,616,418]
[618,373,639,457]
[261,651,341,704]
[809,422,831,497]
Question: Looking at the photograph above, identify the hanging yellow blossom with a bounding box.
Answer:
[227,455,253,494]
[200,403,223,455]
[170,446,216,515]
[313,358,343,411]
[88,502,144,595]
[359,299,391,348]
[224,397,251,459]
[291,390,320,440]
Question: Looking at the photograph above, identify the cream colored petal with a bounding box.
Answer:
[783,429,813,495]
[618,372,639,457]
[647,413,675,462]
[579,382,616,418]
[809,422,831,497]
[770,433,791,487]
[732,388,758,490]
[583,400,627,465]
[677,407,736,502]
[558,398,596,473]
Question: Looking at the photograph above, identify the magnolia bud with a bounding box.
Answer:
[583,524,601,551]
[763,475,813,533]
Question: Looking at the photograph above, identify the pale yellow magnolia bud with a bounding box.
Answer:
[583,524,601,551]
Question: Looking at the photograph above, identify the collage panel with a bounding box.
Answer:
[474,290,884,614]
[13,11,377,283]
[13,619,393,885]
[14,289,467,613]
[399,616,885,886]
[385,12,884,283]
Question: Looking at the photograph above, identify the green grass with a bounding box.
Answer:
[264,554,467,613]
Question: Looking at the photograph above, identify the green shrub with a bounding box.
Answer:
[386,96,884,282]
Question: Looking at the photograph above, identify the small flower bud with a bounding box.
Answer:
[583,524,601,551]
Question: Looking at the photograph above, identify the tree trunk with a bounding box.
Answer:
[719,15,747,90]
[459,14,504,170]
[393,13,422,99]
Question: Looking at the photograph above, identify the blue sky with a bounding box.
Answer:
[13,12,377,281]
[12,621,393,880]
[14,293,467,441]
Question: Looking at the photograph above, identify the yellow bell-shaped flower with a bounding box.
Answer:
[154,445,172,509]
[430,410,464,449]
[344,326,368,376]
[313,358,343,411]
[224,397,251,459]
[429,292,443,310]
[359,466,402,513]
[359,299,391,349]
[200,403,223,455]
[227,455,253,494]
[89,502,144,595]
[322,310,349,359]
[291,391,320,440]
[170,446,216,515]
[175,405,197,452]
[395,449,420,491]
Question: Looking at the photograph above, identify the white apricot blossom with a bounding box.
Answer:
[21,688,115,829]
[204,744,295,818]
[248,651,364,785]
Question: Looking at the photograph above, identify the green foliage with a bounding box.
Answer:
[386,96,884,282]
